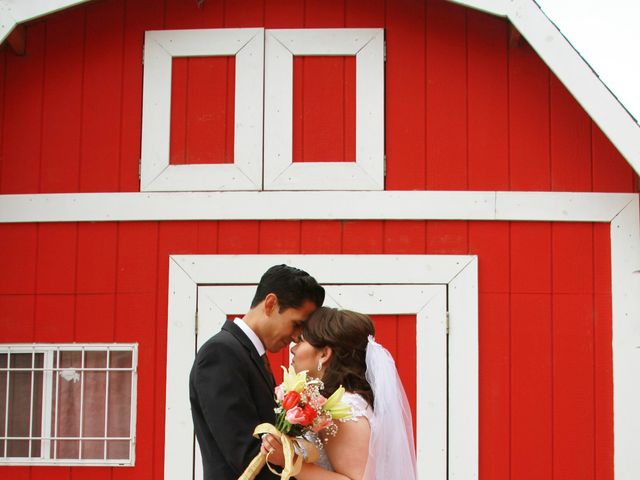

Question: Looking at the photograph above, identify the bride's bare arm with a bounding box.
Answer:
[262,417,370,480]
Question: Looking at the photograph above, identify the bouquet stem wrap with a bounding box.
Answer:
[237,423,303,480]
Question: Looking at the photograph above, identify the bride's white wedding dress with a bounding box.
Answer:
[311,337,417,480]
[313,392,374,472]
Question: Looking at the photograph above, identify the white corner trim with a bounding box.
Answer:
[448,258,479,480]
[140,29,264,191]
[0,0,89,43]
[166,255,478,480]
[610,196,640,478]
[0,191,635,223]
[264,29,384,190]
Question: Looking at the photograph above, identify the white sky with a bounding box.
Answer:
[535,0,640,124]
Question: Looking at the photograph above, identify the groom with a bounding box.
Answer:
[189,264,325,480]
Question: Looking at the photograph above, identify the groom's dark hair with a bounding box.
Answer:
[251,264,325,311]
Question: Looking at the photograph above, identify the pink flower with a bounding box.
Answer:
[275,385,284,402]
[315,395,327,408]
[285,406,307,425]
[312,415,333,433]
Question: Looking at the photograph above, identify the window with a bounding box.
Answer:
[140,28,384,192]
[0,344,137,466]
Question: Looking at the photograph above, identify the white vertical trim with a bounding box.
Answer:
[129,345,138,466]
[140,29,264,191]
[264,29,385,190]
[416,287,448,479]
[447,258,479,480]
[610,197,640,478]
[164,258,199,479]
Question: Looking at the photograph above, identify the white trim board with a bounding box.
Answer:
[194,283,448,480]
[264,29,384,190]
[1,0,638,175]
[140,29,264,191]
[0,191,634,223]
[166,255,476,480]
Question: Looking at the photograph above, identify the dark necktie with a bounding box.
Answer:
[261,353,276,387]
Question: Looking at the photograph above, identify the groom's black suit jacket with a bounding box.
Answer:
[190,321,280,480]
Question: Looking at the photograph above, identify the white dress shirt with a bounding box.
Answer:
[234,318,266,357]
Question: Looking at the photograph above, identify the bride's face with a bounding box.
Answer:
[290,337,324,379]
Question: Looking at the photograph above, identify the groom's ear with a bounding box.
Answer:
[263,293,278,316]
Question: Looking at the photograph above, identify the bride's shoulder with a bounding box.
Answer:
[339,391,373,423]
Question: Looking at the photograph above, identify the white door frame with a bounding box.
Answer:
[164,254,478,480]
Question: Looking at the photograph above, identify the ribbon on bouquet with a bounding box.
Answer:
[238,423,316,480]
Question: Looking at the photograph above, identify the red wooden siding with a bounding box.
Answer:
[0,0,637,194]
[0,219,614,480]
[170,56,236,165]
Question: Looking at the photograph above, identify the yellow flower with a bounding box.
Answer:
[281,365,307,393]
[323,386,352,420]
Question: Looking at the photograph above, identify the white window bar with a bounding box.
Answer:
[53,347,60,460]
[3,349,10,458]
[41,351,53,460]
[0,344,137,466]
[28,351,35,458]
[129,346,138,464]
[103,347,110,461]
[78,346,85,460]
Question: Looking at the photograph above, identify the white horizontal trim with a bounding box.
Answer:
[198,284,445,315]
[494,191,634,221]
[174,254,474,285]
[0,191,634,223]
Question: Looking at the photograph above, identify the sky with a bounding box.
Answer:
[535,0,640,124]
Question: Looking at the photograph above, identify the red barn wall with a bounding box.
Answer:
[0,0,636,479]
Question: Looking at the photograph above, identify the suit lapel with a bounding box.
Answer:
[222,321,276,391]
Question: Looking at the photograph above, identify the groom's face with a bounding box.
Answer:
[262,298,317,353]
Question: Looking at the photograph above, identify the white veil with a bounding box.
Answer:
[364,335,417,480]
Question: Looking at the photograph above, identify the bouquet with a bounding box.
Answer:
[238,366,352,480]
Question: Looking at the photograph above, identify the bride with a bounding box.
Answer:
[261,307,417,480]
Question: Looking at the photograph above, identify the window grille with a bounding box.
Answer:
[0,344,137,466]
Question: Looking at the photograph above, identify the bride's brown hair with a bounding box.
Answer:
[301,307,375,407]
